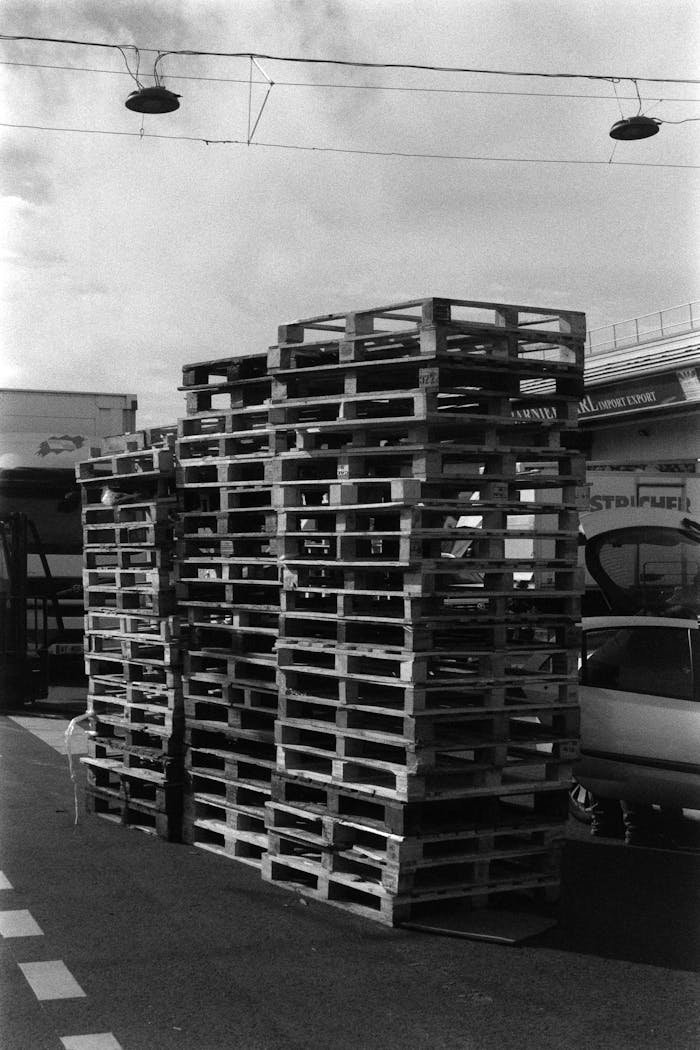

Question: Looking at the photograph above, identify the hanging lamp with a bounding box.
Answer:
[125,86,181,114]
[609,114,660,140]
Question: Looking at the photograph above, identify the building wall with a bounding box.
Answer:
[586,409,699,466]
[0,389,138,471]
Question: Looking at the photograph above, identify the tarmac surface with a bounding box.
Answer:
[1,699,699,1050]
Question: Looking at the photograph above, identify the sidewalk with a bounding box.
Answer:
[1,713,698,1050]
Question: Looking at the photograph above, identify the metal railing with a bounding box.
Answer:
[586,301,700,357]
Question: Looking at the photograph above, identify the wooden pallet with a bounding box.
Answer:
[183,795,268,841]
[83,565,173,589]
[79,476,175,510]
[269,358,583,408]
[274,530,580,566]
[83,545,174,570]
[272,296,585,355]
[277,694,580,743]
[82,498,178,525]
[276,638,578,684]
[76,446,175,482]
[276,664,578,716]
[275,715,578,773]
[88,692,183,735]
[88,673,182,706]
[276,743,576,803]
[85,783,182,841]
[85,633,179,668]
[85,611,180,641]
[87,726,183,766]
[278,582,567,622]
[183,675,278,712]
[177,431,273,462]
[178,403,272,436]
[267,821,562,896]
[92,426,176,456]
[178,508,277,536]
[183,814,267,867]
[277,612,578,651]
[178,534,275,562]
[84,525,173,548]
[177,457,268,489]
[84,652,180,686]
[270,771,570,836]
[185,744,277,787]
[185,771,272,811]
[184,697,276,735]
[183,651,277,693]
[183,379,270,415]
[266,444,583,481]
[261,850,560,927]
[176,580,281,611]
[265,799,563,864]
[268,455,560,488]
[181,351,268,387]
[275,502,579,541]
[182,603,279,632]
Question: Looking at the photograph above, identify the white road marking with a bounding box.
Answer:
[61,1035,124,1050]
[0,872,13,890]
[9,716,88,755]
[0,909,43,937]
[19,960,87,1000]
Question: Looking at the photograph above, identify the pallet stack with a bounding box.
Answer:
[175,354,280,867]
[77,428,183,839]
[261,297,586,924]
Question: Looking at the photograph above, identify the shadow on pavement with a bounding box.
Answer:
[7,702,699,973]
[531,835,700,971]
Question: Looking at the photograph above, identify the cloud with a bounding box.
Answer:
[0,144,54,204]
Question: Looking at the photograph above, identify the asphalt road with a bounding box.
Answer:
[1,712,698,1050]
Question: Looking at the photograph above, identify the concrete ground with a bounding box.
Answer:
[1,706,699,1050]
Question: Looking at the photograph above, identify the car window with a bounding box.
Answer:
[581,626,695,702]
[585,525,700,615]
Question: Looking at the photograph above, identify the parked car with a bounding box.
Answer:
[575,613,700,810]
[570,509,700,817]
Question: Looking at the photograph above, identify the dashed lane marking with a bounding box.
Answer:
[8,716,88,755]
[0,871,13,889]
[0,909,44,937]
[19,960,87,1000]
[61,1035,124,1050]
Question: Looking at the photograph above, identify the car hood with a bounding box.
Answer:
[579,508,700,616]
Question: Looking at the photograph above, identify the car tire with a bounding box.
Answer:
[569,779,595,824]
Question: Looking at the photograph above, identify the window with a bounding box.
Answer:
[586,524,700,615]
[581,625,695,702]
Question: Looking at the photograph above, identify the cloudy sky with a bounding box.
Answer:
[1,0,698,427]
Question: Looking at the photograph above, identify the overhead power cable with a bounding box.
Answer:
[1,120,697,168]
[0,34,698,86]
[2,58,700,103]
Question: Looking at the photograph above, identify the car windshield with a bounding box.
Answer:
[581,625,696,701]
[585,523,700,615]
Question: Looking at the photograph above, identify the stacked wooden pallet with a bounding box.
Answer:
[176,354,280,868]
[76,427,183,839]
[261,297,586,924]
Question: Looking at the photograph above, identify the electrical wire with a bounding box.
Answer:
[1,120,697,168]
[4,58,700,103]
[0,34,698,86]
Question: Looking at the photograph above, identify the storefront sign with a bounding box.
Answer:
[515,365,700,421]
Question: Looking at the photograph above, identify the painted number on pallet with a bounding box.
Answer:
[419,368,440,389]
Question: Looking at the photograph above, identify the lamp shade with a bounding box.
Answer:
[609,115,660,141]
[125,87,181,114]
